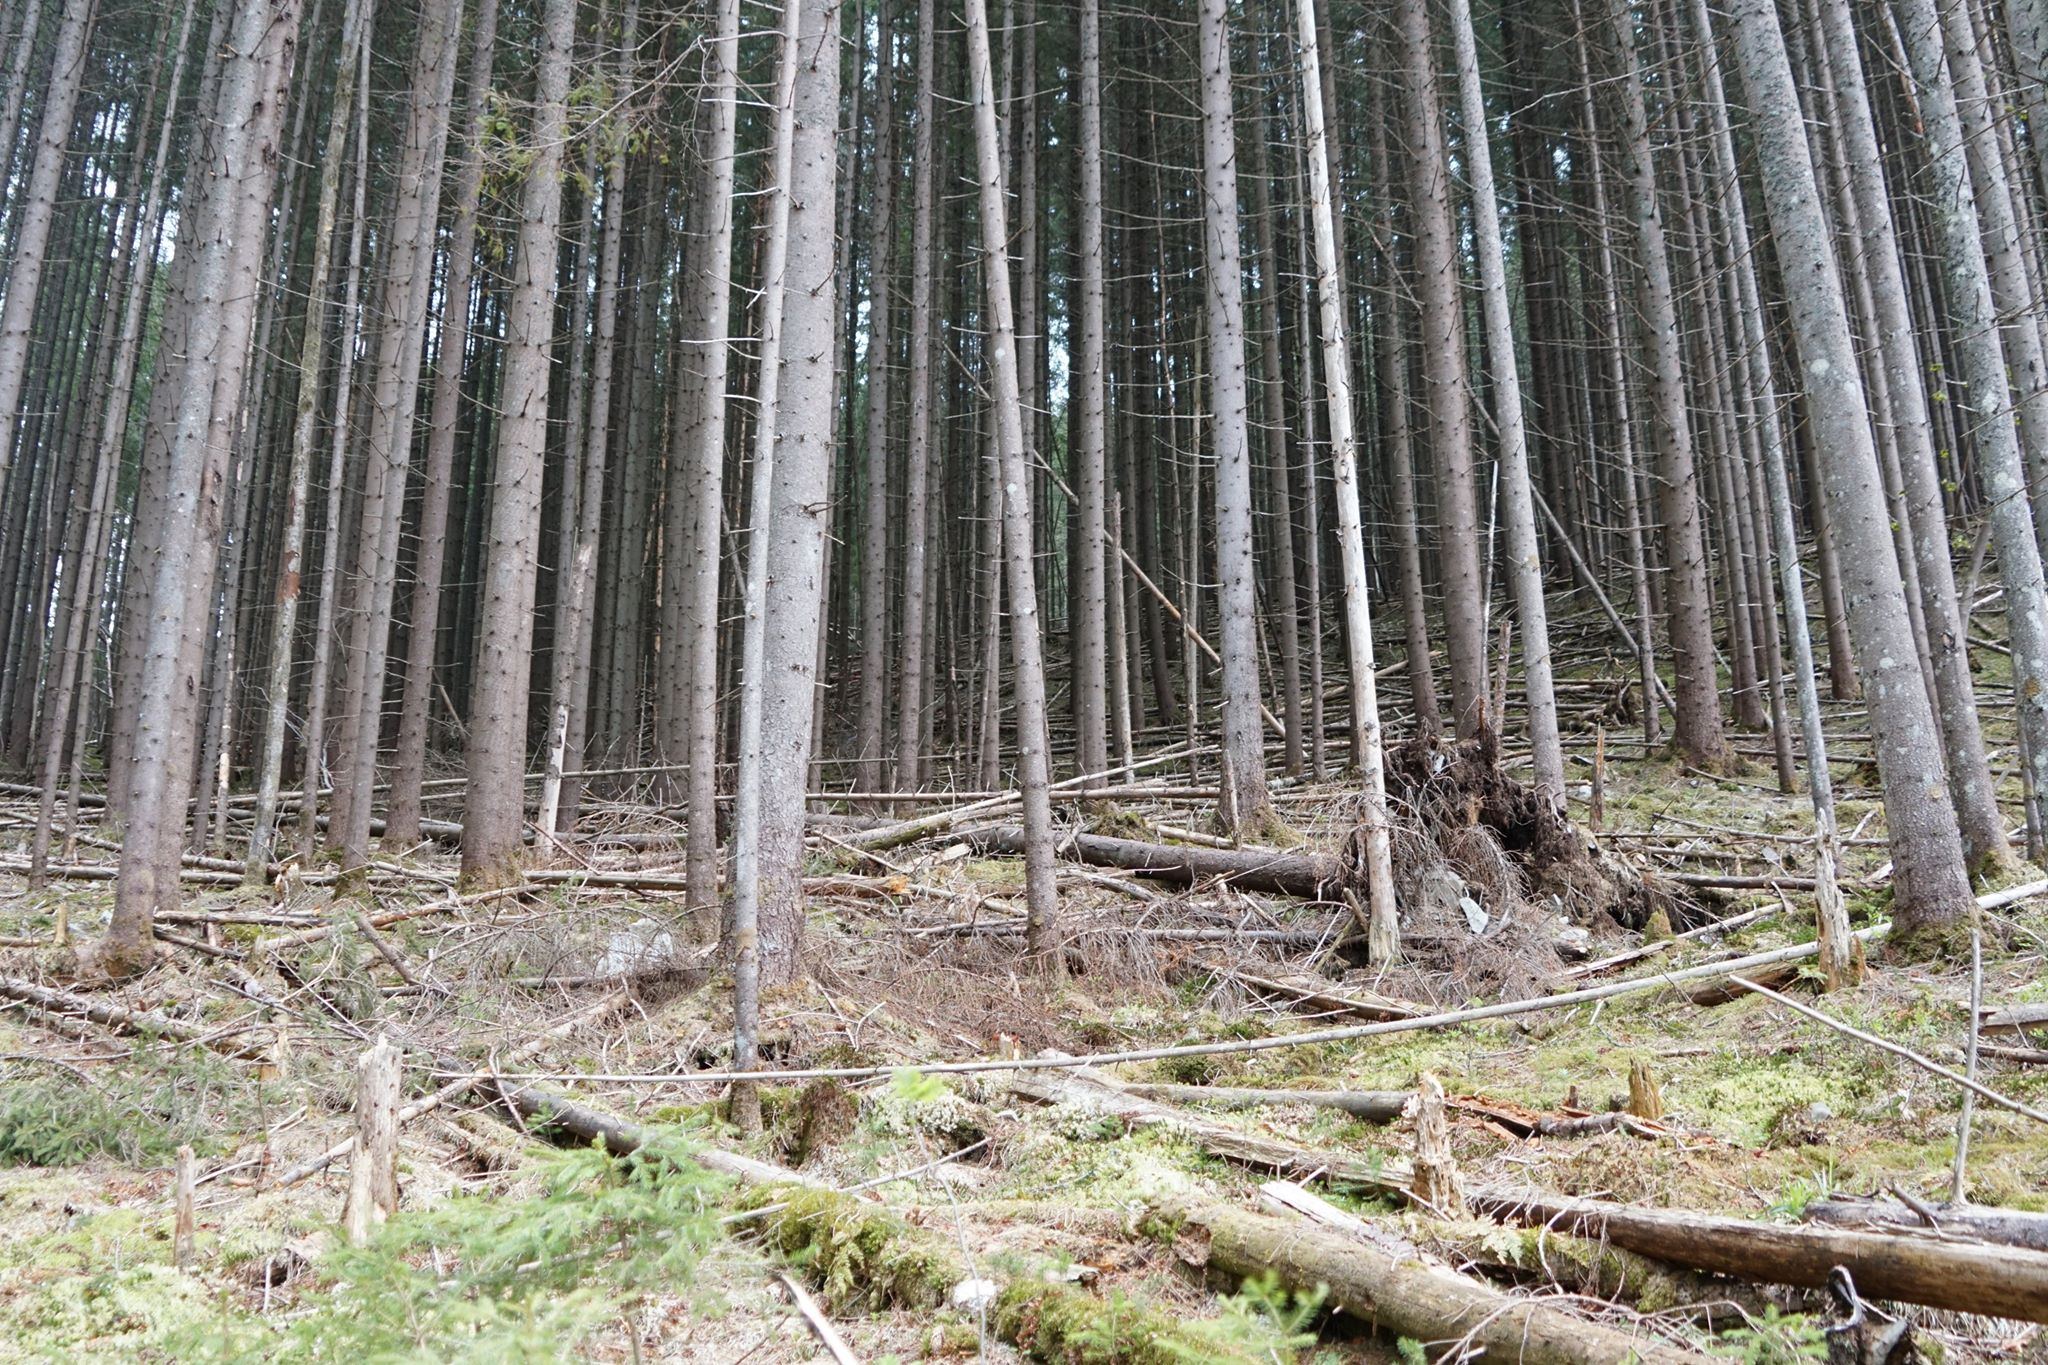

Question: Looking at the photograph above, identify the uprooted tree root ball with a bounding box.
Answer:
[1347,733,1703,997]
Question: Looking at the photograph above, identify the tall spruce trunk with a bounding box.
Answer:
[99,0,301,977]
[31,0,197,885]
[1195,0,1274,835]
[247,0,374,876]
[855,0,897,785]
[1896,0,2048,871]
[1804,0,2012,873]
[1600,0,1727,768]
[459,0,576,888]
[742,0,842,985]
[1071,0,1111,779]
[0,0,94,496]
[1396,0,1489,742]
[1727,0,1977,951]
[385,0,500,849]
[964,0,1058,953]
[894,0,938,790]
[1298,0,1400,959]
[1446,0,1563,807]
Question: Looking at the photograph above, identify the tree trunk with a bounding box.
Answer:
[459,0,576,889]
[1195,0,1274,836]
[98,0,302,978]
[1601,0,1727,768]
[247,0,374,876]
[961,0,1057,955]
[1297,0,1399,959]
[1071,0,1110,779]
[1396,0,1489,742]
[1726,0,1977,950]
[1447,0,1563,808]
[385,0,500,850]
[893,0,938,791]
[1896,0,2048,879]
[330,0,464,874]
[0,0,93,495]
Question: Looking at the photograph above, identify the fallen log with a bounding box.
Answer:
[1028,1067,2048,1324]
[1802,1195,2048,1251]
[968,826,1348,898]
[1123,1082,1409,1122]
[1143,1190,1708,1365]
[1469,1189,2048,1324]
[0,974,271,1059]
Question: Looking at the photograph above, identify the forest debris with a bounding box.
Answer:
[1183,955,1417,1020]
[1469,1188,2048,1323]
[174,1145,196,1269]
[1122,1082,1409,1122]
[1980,1001,2048,1033]
[1004,1065,1416,1195]
[0,973,272,1058]
[1408,1215,1761,1322]
[1802,1195,2048,1251]
[967,825,1348,898]
[1729,973,2048,1125]
[1385,731,1690,935]
[1682,960,1797,1005]
[1143,1190,1709,1365]
[779,1271,864,1365]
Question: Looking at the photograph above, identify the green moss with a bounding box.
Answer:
[994,1279,1266,1365]
[739,1185,960,1310]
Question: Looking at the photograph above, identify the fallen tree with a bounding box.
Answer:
[1017,1065,2048,1324]
[968,826,1348,898]
[1801,1194,2048,1251]
[1142,1190,1710,1365]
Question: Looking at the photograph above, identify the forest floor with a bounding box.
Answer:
[1,647,2046,1362]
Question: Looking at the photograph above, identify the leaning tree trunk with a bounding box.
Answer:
[98,0,301,978]
[1726,0,1978,951]
[1298,0,1400,961]
[459,0,577,889]
[1678,0,1850,984]
[30,0,197,886]
[1803,0,2012,873]
[1446,0,1563,809]
[964,0,1059,954]
[1895,0,2048,875]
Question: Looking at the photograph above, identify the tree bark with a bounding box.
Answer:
[1396,0,1489,743]
[964,0,1058,956]
[0,0,93,496]
[1727,0,1976,949]
[1447,0,1563,808]
[1600,0,1727,767]
[459,0,577,889]
[98,0,302,977]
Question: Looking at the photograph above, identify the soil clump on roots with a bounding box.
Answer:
[1357,732,1698,999]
